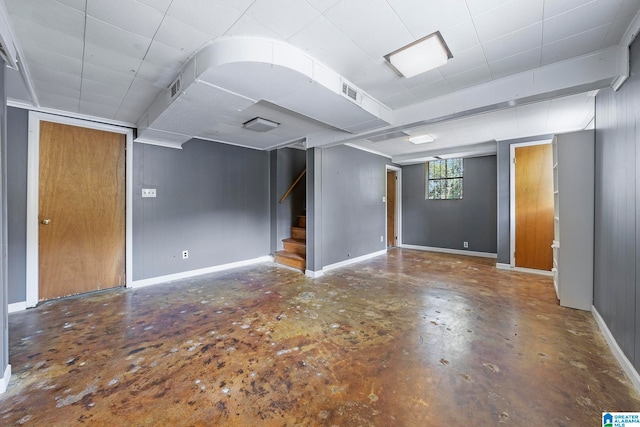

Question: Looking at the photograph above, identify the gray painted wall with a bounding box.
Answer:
[1,62,8,380]
[133,139,270,280]
[593,37,640,371]
[496,134,554,264]
[274,148,306,250]
[403,155,497,253]
[320,145,388,267]
[7,107,27,303]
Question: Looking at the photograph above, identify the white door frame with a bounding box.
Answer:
[26,111,133,307]
[509,139,552,268]
[385,165,402,247]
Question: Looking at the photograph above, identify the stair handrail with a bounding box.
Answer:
[279,168,306,203]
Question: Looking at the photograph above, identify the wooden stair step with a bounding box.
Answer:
[291,226,306,240]
[297,215,306,227]
[274,251,305,271]
[283,238,306,256]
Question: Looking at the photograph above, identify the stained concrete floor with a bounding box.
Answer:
[1,249,639,426]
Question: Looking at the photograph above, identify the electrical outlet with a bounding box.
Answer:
[182,250,189,259]
[463,241,469,248]
[142,188,156,198]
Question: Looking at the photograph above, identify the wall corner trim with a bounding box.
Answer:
[8,302,27,313]
[130,256,273,289]
[0,364,11,394]
[401,244,497,259]
[496,263,512,270]
[592,305,640,394]
[305,270,324,278]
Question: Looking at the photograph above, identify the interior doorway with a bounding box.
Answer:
[386,165,402,248]
[26,112,134,306]
[510,141,554,271]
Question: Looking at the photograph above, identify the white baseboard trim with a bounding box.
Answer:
[8,301,27,313]
[592,306,640,394]
[401,244,497,259]
[305,249,388,278]
[130,255,273,289]
[0,364,11,394]
[496,263,512,270]
[494,263,553,276]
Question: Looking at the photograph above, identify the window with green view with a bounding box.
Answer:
[426,158,463,200]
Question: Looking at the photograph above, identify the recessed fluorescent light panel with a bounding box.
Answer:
[384,31,453,78]
[409,134,435,144]
[243,117,280,132]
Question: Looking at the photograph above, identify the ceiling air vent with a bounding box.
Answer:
[169,75,182,100]
[341,81,359,102]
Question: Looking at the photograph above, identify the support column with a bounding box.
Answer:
[305,147,322,276]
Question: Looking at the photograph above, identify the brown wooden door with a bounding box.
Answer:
[39,121,125,301]
[514,144,554,270]
[387,170,396,247]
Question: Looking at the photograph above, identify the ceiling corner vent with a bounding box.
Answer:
[341,81,360,103]
[170,75,182,100]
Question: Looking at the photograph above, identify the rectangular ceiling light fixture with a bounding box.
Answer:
[243,117,280,132]
[384,31,452,78]
[409,134,435,144]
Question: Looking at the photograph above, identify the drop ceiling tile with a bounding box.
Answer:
[287,16,372,77]
[30,66,81,91]
[87,0,164,39]
[18,42,83,75]
[10,16,84,60]
[54,0,86,11]
[137,42,187,87]
[82,62,136,93]
[153,15,212,55]
[615,0,640,19]
[85,17,152,61]
[137,0,173,13]
[443,64,492,91]
[84,42,144,75]
[481,22,542,63]
[543,0,618,44]
[543,0,599,19]
[410,78,453,100]
[387,0,470,38]
[167,0,242,37]
[79,99,120,119]
[602,15,634,46]
[541,24,609,65]
[246,0,321,39]
[37,91,80,113]
[223,14,281,38]
[325,0,406,42]
[82,78,129,102]
[473,0,543,43]
[6,0,85,39]
[465,0,512,17]
[33,77,81,99]
[398,68,445,89]
[120,78,164,116]
[438,44,487,77]
[114,108,142,124]
[439,20,481,55]
[488,47,541,79]
[305,0,341,13]
[379,91,418,109]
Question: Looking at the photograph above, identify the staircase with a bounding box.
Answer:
[274,214,306,271]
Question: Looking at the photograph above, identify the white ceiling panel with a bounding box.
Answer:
[305,0,341,13]
[543,0,599,19]
[488,47,541,79]
[81,74,131,101]
[224,14,281,38]
[541,25,610,65]
[380,91,418,109]
[9,16,84,60]
[167,0,242,37]
[153,15,215,55]
[80,84,125,106]
[136,0,173,13]
[410,78,454,100]
[473,0,543,43]
[466,0,511,16]
[54,0,86,11]
[386,0,470,38]
[444,64,493,91]
[616,0,640,18]
[82,62,136,91]
[87,0,164,39]
[481,23,542,63]
[439,44,487,77]
[246,0,320,39]
[79,99,121,118]
[29,66,81,91]
[33,78,80,99]
[19,43,83,75]
[221,0,256,13]
[138,41,188,85]
[603,15,635,46]
[6,0,85,39]
[543,0,619,44]
[83,42,144,75]
[85,17,152,61]
[439,20,481,55]
[37,90,80,112]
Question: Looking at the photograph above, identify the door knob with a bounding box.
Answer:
[41,219,51,225]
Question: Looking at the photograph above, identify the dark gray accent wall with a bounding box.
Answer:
[593,38,640,371]
[132,139,270,280]
[496,134,554,264]
[320,145,388,267]
[274,148,306,250]
[403,155,497,253]
[7,107,27,303]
